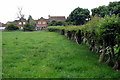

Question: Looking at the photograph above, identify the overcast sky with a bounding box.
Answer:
[0,0,119,23]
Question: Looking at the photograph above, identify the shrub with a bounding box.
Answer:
[48,20,65,26]
[47,26,65,32]
[23,23,35,31]
[5,24,19,31]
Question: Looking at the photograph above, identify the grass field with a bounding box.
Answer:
[2,31,120,78]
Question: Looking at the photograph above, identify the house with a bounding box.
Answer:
[6,21,13,25]
[35,15,66,30]
[0,22,6,30]
[5,18,27,29]
[7,18,27,29]
[2,23,6,27]
[0,22,2,27]
[15,18,27,29]
[35,17,48,30]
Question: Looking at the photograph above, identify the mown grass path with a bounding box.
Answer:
[2,31,120,78]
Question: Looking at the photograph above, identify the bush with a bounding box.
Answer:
[23,23,35,31]
[5,24,19,31]
[47,26,65,32]
[48,20,65,26]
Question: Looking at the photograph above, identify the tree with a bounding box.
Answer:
[91,8,99,16]
[91,1,120,17]
[66,7,90,25]
[28,15,32,23]
[23,23,35,31]
[28,15,36,26]
[5,24,19,31]
[91,5,109,17]
[17,7,25,29]
[108,1,120,16]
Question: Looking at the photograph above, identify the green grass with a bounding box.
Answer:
[0,31,2,79]
[2,31,120,78]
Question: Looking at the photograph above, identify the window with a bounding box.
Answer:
[38,22,41,24]
[23,22,26,24]
[19,22,22,25]
[19,22,26,25]
[43,22,46,24]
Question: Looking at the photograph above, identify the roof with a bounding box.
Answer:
[49,16,66,22]
[19,18,26,21]
[6,21,13,24]
[45,19,49,22]
[37,17,46,22]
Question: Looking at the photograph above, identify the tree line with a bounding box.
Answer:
[66,1,120,25]
[48,1,120,26]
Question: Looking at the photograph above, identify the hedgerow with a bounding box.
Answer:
[47,15,120,70]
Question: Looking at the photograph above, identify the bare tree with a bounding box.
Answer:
[17,7,25,29]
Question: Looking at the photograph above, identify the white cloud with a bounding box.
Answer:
[0,0,119,23]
